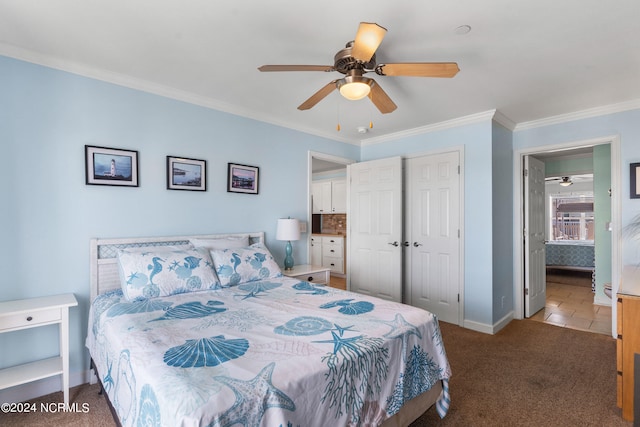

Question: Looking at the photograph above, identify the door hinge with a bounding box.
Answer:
[457,294,460,302]
[525,288,529,296]
[458,229,460,238]
[524,168,528,177]
[457,165,460,175]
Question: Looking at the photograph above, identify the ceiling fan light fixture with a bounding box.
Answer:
[559,177,573,186]
[337,73,373,100]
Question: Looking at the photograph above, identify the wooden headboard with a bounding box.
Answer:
[89,232,265,302]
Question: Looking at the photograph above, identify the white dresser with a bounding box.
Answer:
[311,234,346,274]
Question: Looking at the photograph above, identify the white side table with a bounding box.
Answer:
[282,264,331,286]
[0,293,78,404]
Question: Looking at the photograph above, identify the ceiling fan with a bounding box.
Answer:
[258,22,460,114]
[545,174,593,186]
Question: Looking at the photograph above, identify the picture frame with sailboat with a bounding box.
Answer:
[85,145,139,187]
[167,156,206,191]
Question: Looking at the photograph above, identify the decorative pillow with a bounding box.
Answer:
[209,243,282,287]
[190,236,250,250]
[117,247,220,301]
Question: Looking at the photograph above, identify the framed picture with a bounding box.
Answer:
[167,156,206,191]
[227,163,259,194]
[631,162,640,199]
[85,145,138,187]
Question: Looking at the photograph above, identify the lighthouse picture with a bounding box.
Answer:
[85,145,139,187]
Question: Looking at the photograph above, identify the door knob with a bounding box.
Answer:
[388,241,399,247]
[402,241,410,247]
[413,242,423,247]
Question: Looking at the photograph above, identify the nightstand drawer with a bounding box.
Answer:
[0,308,61,331]
[302,271,329,284]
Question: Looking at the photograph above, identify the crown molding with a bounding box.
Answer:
[0,45,357,146]
[514,99,640,131]
[360,110,497,146]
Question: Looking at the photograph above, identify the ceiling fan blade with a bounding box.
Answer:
[368,81,397,114]
[298,80,338,110]
[351,22,387,63]
[258,65,334,72]
[377,62,460,77]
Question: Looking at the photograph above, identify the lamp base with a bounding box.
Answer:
[284,241,294,271]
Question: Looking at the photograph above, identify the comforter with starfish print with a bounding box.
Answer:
[86,276,451,427]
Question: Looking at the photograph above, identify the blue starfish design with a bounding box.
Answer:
[212,362,295,427]
[314,331,364,354]
[238,290,262,300]
[381,313,423,361]
[333,324,355,337]
[126,272,140,284]
[169,260,180,271]
[381,313,422,340]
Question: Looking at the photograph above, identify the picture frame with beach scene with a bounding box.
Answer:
[227,163,259,194]
[167,156,207,191]
[85,145,139,187]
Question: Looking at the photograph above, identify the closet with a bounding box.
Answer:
[347,150,462,323]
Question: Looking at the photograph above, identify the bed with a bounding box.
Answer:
[86,232,451,427]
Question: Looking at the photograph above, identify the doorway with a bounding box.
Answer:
[514,136,621,337]
[308,151,355,286]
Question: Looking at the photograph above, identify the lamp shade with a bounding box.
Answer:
[276,218,300,241]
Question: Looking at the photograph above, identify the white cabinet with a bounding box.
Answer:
[312,235,345,274]
[331,179,347,213]
[312,178,346,214]
[0,293,78,405]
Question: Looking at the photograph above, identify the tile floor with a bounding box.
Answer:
[332,271,613,336]
[530,280,613,336]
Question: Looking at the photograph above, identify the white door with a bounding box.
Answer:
[524,155,546,317]
[406,152,461,324]
[348,157,403,302]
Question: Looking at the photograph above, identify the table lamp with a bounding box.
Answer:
[276,217,300,270]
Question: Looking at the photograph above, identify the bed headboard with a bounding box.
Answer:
[89,232,265,302]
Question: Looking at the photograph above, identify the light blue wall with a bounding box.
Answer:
[513,109,640,266]
[0,56,359,381]
[545,156,593,176]
[593,144,612,300]
[492,122,514,322]
[361,120,495,326]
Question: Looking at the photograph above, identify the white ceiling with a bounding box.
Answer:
[1,0,639,144]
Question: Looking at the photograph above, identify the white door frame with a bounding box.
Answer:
[307,151,355,263]
[512,135,621,336]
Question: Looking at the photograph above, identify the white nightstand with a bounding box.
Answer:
[282,264,331,286]
[0,293,78,404]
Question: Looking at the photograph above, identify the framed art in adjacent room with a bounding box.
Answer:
[167,156,206,191]
[227,163,259,194]
[631,162,640,199]
[85,145,139,187]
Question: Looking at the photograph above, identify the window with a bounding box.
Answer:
[549,195,594,241]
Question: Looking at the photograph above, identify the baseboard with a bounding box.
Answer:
[463,311,514,335]
[463,319,493,334]
[492,311,514,334]
[593,294,612,307]
[0,370,91,404]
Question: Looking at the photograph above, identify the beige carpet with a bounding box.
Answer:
[1,319,631,427]
[412,320,630,427]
